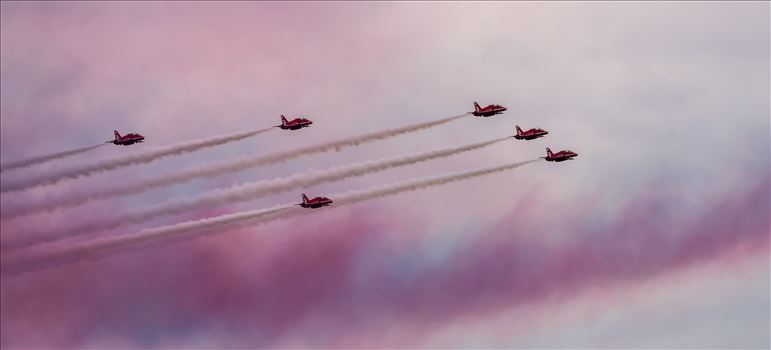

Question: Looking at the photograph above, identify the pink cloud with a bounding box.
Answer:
[1,177,767,348]
[1,2,768,348]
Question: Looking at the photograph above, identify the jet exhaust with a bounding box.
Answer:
[0,158,538,277]
[0,205,294,277]
[1,113,469,215]
[0,127,275,193]
[2,136,507,248]
[0,144,106,173]
[332,159,540,205]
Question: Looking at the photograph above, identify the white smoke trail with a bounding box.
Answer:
[0,144,106,173]
[0,127,275,192]
[1,137,508,249]
[0,158,538,277]
[133,136,509,220]
[1,113,468,212]
[332,159,541,205]
[0,205,294,276]
[3,134,501,221]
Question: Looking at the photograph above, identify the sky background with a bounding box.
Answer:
[1,2,769,348]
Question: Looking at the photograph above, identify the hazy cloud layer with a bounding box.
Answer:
[1,1,768,348]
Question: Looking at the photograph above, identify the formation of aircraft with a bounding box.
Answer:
[108,130,145,146]
[513,125,548,140]
[277,115,313,130]
[543,147,578,162]
[472,101,507,117]
[102,100,576,209]
[296,193,333,209]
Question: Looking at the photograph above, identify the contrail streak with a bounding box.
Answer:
[0,144,106,173]
[0,127,275,192]
[0,158,538,277]
[333,159,541,205]
[1,113,468,212]
[1,137,508,249]
[1,205,294,276]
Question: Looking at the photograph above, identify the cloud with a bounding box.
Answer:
[1,176,766,348]
[1,2,768,348]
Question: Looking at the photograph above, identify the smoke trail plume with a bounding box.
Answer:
[333,159,540,205]
[0,144,106,173]
[0,127,275,192]
[3,134,501,223]
[0,158,538,277]
[1,137,508,249]
[1,205,294,276]
[133,136,510,220]
[1,113,468,210]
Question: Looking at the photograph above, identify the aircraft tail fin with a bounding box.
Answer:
[280,115,288,125]
[301,193,309,204]
[473,102,481,112]
[546,147,553,157]
[114,130,121,140]
[515,125,523,136]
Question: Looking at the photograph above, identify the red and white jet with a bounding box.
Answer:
[544,147,578,162]
[108,130,145,146]
[277,115,313,130]
[472,101,507,117]
[513,125,548,140]
[296,193,333,209]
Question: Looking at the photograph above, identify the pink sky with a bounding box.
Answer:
[1,2,769,348]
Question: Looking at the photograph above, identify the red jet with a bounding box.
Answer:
[472,101,507,117]
[297,193,333,209]
[514,125,549,140]
[277,115,313,130]
[108,130,145,146]
[544,147,578,162]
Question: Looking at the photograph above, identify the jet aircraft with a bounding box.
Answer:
[297,193,333,209]
[108,130,145,146]
[277,115,313,130]
[544,147,578,162]
[514,125,548,140]
[472,101,507,117]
